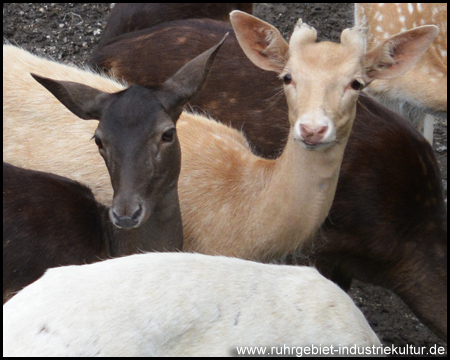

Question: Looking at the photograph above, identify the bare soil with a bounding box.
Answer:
[3,3,447,355]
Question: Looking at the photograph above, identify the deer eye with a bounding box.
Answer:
[161,128,175,143]
[93,134,104,149]
[283,73,292,85]
[350,79,364,91]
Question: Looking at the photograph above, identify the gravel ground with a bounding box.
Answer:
[3,3,447,355]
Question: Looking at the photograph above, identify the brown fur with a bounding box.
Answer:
[4,163,105,303]
[91,19,287,159]
[98,3,253,47]
[3,161,183,304]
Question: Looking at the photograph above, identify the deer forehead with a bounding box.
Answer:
[99,89,173,137]
[286,41,364,86]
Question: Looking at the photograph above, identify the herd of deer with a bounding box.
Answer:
[3,3,447,356]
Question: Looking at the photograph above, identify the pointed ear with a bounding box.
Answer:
[362,25,439,84]
[230,10,288,73]
[160,33,228,118]
[31,73,113,120]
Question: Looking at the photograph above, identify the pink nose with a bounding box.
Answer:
[299,124,328,145]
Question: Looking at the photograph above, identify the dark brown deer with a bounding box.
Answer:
[3,162,181,303]
[91,16,447,341]
[3,37,226,303]
[98,3,253,47]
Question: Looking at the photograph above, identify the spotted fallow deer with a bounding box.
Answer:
[355,3,447,144]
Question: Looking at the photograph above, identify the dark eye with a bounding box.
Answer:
[161,128,175,143]
[283,73,292,85]
[94,135,103,149]
[350,79,364,91]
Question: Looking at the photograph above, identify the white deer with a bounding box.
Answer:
[3,252,381,356]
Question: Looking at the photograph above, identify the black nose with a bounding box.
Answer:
[111,205,142,229]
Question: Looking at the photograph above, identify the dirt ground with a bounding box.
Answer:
[3,3,447,355]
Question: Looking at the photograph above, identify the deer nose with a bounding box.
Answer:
[299,124,328,145]
[111,205,143,229]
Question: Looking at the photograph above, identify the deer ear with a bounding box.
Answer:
[160,33,228,119]
[31,73,113,120]
[362,25,439,84]
[230,10,288,73]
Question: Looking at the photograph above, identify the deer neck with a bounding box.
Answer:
[255,130,349,257]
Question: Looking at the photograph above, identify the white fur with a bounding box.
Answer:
[3,252,381,356]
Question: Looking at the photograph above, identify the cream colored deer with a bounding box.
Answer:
[355,3,447,144]
[175,12,438,259]
[3,13,437,261]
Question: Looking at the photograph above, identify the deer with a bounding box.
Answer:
[3,252,381,357]
[174,11,439,259]
[3,37,227,303]
[97,3,253,48]
[355,3,447,144]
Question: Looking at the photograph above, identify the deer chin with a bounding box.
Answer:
[295,137,336,152]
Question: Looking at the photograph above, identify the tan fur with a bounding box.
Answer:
[177,113,346,259]
[355,3,447,143]
[176,32,366,259]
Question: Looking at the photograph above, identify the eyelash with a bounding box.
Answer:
[93,134,103,150]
